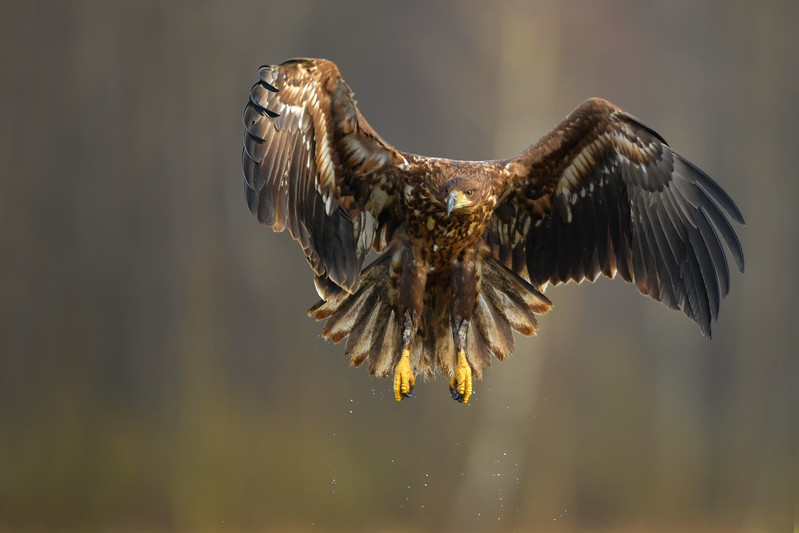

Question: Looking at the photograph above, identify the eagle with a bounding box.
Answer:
[242,58,744,404]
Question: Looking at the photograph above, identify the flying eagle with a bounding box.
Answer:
[242,58,744,404]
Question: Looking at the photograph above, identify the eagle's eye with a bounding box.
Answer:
[466,189,474,197]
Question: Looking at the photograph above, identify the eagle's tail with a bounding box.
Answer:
[308,254,552,380]
[308,253,402,378]
[451,257,552,378]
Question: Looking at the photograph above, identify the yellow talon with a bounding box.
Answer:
[393,348,415,401]
[449,349,473,404]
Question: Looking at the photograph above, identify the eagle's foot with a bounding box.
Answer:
[393,348,415,401]
[449,349,473,404]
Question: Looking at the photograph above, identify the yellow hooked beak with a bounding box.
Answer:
[446,190,472,216]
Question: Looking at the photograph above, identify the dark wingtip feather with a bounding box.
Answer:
[248,83,280,118]
[680,156,745,225]
[257,65,280,92]
[244,178,258,214]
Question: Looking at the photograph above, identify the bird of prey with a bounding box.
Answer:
[242,58,744,404]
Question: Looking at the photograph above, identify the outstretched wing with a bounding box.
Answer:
[242,58,403,295]
[486,98,745,335]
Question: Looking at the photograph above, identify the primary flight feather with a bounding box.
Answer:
[242,58,744,404]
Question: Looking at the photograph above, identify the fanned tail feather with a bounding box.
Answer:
[309,254,400,377]
[465,257,552,377]
[309,254,552,379]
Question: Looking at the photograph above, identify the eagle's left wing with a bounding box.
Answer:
[243,59,404,296]
[485,98,744,335]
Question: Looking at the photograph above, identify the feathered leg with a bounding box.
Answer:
[393,311,416,401]
[449,317,473,403]
[448,251,479,404]
[393,246,427,402]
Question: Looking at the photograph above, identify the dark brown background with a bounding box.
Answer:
[1,1,796,531]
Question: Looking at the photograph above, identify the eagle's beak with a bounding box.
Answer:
[446,190,470,216]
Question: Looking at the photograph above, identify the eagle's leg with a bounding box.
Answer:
[448,251,478,404]
[393,246,427,402]
[393,312,416,401]
[449,318,473,404]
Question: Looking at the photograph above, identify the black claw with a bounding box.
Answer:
[261,81,279,93]
[450,386,464,403]
[401,385,414,399]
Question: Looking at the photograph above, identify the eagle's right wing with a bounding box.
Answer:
[242,59,404,295]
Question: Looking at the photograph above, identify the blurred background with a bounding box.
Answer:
[1,1,797,531]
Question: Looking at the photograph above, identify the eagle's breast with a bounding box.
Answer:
[404,181,494,269]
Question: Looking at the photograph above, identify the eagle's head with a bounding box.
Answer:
[444,176,485,216]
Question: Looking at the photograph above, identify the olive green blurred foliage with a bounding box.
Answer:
[1,1,797,532]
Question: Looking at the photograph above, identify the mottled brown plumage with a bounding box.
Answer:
[242,58,745,403]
